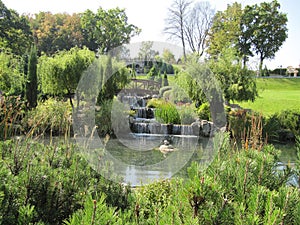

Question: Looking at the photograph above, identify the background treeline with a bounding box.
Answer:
[0,0,140,56]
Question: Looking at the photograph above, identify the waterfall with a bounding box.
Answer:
[119,94,213,137]
[181,125,194,135]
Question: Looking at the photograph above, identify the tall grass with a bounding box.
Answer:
[0,95,24,140]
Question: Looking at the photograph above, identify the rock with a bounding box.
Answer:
[159,140,175,153]
[201,120,211,137]
[191,120,201,136]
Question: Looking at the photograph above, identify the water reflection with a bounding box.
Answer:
[104,134,215,186]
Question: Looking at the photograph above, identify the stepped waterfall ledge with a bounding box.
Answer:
[118,94,219,137]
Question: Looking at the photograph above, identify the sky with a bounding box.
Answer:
[2,0,300,70]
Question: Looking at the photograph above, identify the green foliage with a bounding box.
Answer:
[159,86,172,97]
[23,98,72,137]
[147,99,181,124]
[242,0,288,74]
[272,110,300,142]
[146,65,158,80]
[96,55,130,105]
[95,99,113,137]
[38,47,95,107]
[175,68,206,105]
[177,105,197,124]
[197,102,211,121]
[0,1,32,55]
[0,138,132,225]
[207,2,243,59]
[209,47,258,103]
[64,194,122,225]
[28,12,83,55]
[0,128,299,224]
[138,41,157,64]
[162,48,176,64]
[81,7,140,53]
[208,1,287,73]
[228,108,300,143]
[135,180,173,221]
[0,50,25,96]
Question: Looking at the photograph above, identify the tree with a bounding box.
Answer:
[0,50,24,95]
[164,0,191,60]
[162,48,176,64]
[96,55,130,105]
[26,45,38,108]
[206,3,244,59]
[242,0,288,74]
[28,12,84,55]
[39,47,95,107]
[0,0,32,55]
[138,41,158,62]
[209,47,257,104]
[80,7,140,54]
[184,1,215,57]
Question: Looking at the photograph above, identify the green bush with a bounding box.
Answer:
[147,99,180,124]
[1,133,299,224]
[159,86,172,97]
[0,138,132,225]
[178,105,197,124]
[257,109,300,143]
[197,102,211,121]
[95,100,113,137]
[276,110,300,136]
[64,194,123,225]
[146,66,158,80]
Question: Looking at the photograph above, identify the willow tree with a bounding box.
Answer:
[39,47,95,108]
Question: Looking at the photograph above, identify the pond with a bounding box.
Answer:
[33,134,298,187]
[103,134,216,186]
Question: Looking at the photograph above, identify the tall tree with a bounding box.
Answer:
[138,41,158,62]
[162,48,176,64]
[164,0,191,60]
[96,55,130,105]
[206,2,244,59]
[28,12,83,55]
[80,7,140,54]
[242,0,288,74]
[0,0,32,55]
[184,1,215,57]
[26,45,38,108]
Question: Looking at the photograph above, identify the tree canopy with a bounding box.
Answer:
[0,50,24,95]
[164,0,215,59]
[81,7,140,54]
[38,47,95,107]
[207,1,287,72]
[241,0,288,73]
[28,12,83,55]
[26,7,140,55]
[0,0,32,55]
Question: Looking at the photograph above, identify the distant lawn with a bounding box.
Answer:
[238,78,300,116]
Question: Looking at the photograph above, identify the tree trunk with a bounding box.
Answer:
[259,55,264,77]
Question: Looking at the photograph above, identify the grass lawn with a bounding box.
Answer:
[238,78,300,116]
